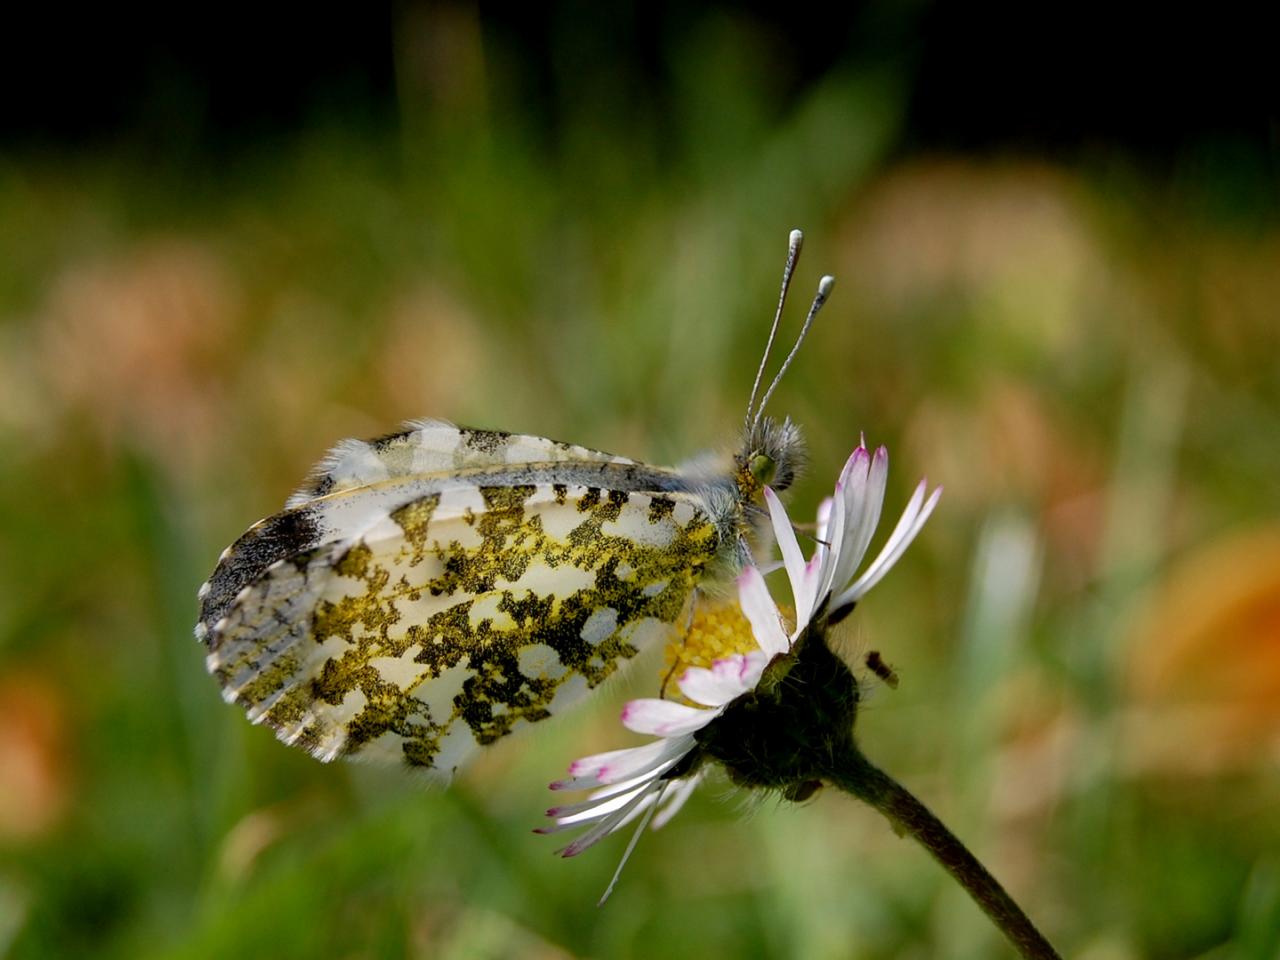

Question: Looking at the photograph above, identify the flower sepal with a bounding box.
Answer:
[752,648,798,699]
[694,624,862,794]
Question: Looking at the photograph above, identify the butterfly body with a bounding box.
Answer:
[197,420,795,775]
[196,230,830,778]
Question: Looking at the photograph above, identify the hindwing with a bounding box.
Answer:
[203,481,720,775]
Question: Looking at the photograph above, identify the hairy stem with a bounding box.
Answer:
[824,748,1062,960]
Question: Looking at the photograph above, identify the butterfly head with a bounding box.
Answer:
[736,415,806,499]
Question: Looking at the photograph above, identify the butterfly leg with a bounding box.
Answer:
[658,589,700,699]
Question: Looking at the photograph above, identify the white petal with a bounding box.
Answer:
[836,482,940,607]
[725,648,770,688]
[796,553,824,627]
[834,445,885,593]
[828,447,870,592]
[562,741,655,779]
[602,781,664,835]
[737,566,789,657]
[621,698,714,736]
[652,773,702,829]
[553,734,694,791]
[812,488,846,610]
[678,657,752,707]
[855,479,927,581]
[583,768,665,802]
[597,783,666,904]
[805,494,836,618]
[543,782,649,829]
[837,442,871,493]
[764,487,806,605]
[815,496,834,543]
[559,782,660,857]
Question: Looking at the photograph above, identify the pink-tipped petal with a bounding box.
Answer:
[830,446,874,592]
[547,775,656,822]
[678,658,753,707]
[621,698,714,737]
[834,448,885,591]
[558,784,658,857]
[837,481,940,607]
[713,649,769,692]
[564,743,650,778]
[553,735,693,791]
[541,783,648,831]
[838,443,872,486]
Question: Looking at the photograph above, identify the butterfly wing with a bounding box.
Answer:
[286,418,639,508]
[198,418,672,647]
[203,480,721,776]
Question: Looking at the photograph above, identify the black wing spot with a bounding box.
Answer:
[370,428,415,452]
[648,496,676,523]
[198,506,322,641]
[462,428,510,455]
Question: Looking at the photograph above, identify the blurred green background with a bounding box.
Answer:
[1,4,1278,958]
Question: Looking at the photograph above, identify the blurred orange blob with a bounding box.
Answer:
[0,674,71,841]
[39,240,238,468]
[840,159,1103,357]
[377,283,482,414]
[1124,525,1280,775]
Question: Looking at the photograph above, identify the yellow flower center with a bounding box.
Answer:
[660,595,792,702]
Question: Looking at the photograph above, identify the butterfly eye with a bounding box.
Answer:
[770,462,795,492]
[748,453,777,487]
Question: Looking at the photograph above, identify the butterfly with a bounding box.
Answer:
[195,230,835,778]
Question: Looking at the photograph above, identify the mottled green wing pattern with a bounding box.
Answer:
[205,482,720,776]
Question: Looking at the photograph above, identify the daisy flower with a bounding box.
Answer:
[542,439,941,902]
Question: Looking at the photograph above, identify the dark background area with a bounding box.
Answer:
[5,3,1276,170]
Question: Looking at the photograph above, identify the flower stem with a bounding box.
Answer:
[824,748,1062,960]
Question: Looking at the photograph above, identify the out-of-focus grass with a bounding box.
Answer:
[2,15,1279,960]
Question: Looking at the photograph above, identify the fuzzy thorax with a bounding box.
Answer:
[733,415,806,501]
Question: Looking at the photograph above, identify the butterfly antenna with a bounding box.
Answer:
[745,229,804,429]
[752,274,835,429]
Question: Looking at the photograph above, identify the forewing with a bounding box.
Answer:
[205,483,720,777]
[197,461,694,645]
[286,419,637,508]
